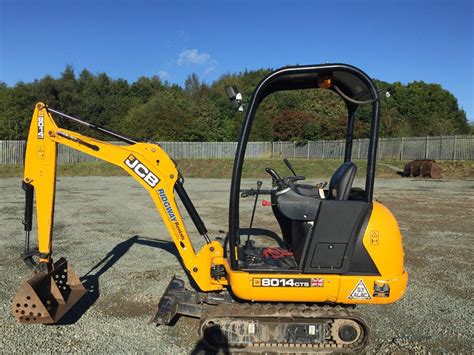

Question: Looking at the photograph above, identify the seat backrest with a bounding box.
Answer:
[328,162,357,200]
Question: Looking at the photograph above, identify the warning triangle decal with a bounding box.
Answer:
[348,279,371,300]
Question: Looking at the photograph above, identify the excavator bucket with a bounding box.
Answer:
[12,258,86,324]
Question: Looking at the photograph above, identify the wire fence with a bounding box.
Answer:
[1,135,472,165]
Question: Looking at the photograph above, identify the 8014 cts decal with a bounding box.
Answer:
[124,155,160,188]
[253,278,324,287]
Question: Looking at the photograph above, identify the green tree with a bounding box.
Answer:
[0,65,469,141]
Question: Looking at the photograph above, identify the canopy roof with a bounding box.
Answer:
[258,65,375,106]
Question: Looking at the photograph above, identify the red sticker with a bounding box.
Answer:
[311,278,324,287]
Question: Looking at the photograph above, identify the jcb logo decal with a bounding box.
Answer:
[125,155,160,188]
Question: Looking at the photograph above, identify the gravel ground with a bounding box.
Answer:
[1,176,473,353]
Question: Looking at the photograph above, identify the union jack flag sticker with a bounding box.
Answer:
[311,278,324,287]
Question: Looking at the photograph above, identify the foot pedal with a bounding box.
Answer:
[12,257,86,324]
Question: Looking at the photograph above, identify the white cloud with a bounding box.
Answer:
[158,70,170,79]
[177,49,210,65]
[203,67,215,76]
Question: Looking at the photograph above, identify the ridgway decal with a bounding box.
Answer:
[37,114,44,139]
[253,277,324,288]
[348,279,372,300]
[124,155,160,188]
[158,188,177,222]
[158,188,186,241]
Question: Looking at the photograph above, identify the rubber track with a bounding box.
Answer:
[200,303,370,353]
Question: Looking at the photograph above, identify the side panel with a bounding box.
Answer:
[228,270,408,304]
[361,201,405,277]
[301,201,378,275]
[336,273,407,304]
[229,271,342,303]
[228,201,408,304]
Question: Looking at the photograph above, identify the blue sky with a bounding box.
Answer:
[1,0,473,120]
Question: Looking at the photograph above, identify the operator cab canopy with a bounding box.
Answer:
[236,64,381,202]
[229,64,382,271]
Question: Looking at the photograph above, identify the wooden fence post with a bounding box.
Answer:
[453,135,457,161]
[400,137,404,161]
[425,136,429,159]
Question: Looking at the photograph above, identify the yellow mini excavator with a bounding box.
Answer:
[12,64,407,352]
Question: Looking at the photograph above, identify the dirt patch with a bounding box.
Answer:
[126,269,162,280]
[97,293,156,318]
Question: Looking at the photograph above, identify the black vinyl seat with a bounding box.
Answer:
[328,162,357,200]
[272,161,358,266]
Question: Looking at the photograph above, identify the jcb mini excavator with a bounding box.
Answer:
[12,64,407,352]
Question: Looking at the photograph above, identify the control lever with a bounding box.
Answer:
[265,167,281,180]
[315,181,328,199]
[285,175,306,183]
[283,175,305,189]
[247,181,262,242]
[315,181,328,189]
[240,188,271,198]
[283,157,297,176]
[265,167,284,188]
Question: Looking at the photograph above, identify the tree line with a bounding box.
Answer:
[0,65,470,141]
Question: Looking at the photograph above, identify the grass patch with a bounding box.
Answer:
[0,164,23,178]
[55,162,125,177]
[0,162,125,179]
[178,159,403,179]
[1,159,472,179]
[432,160,474,179]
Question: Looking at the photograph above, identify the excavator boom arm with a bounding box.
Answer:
[22,103,225,292]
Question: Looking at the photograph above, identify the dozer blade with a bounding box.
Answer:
[12,257,86,324]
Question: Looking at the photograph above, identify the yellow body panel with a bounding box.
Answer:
[227,271,407,304]
[362,201,405,277]
[226,202,408,304]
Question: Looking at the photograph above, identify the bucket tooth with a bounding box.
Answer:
[12,257,86,324]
